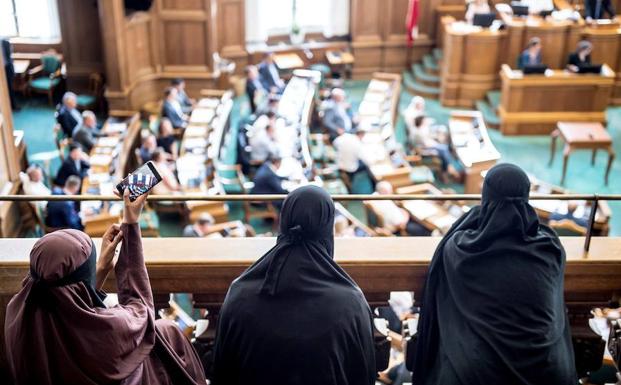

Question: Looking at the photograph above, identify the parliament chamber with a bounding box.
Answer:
[1,0,621,384]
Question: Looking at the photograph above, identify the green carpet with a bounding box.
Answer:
[11,86,621,236]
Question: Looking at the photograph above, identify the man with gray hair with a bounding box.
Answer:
[72,110,101,152]
[182,213,216,237]
[56,92,83,137]
[322,88,357,141]
[45,175,83,230]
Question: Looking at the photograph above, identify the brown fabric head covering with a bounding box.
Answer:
[5,229,156,385]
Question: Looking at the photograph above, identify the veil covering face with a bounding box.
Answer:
[213,185,376,385]
[410,163,577,385]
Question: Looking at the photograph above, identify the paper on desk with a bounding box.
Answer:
[105,123,126,135]
[404,200,440,220]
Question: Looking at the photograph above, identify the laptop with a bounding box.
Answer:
[473,12,496,28]
[523,64,548,74]
[577,64,603,74]
[510,2,529,16]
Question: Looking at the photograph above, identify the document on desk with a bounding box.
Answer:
[404,200,440,220]
[96,136,120,148]
[191,108,215,124]
[105,122,127,135]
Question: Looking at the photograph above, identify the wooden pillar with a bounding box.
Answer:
[98,0,129,109]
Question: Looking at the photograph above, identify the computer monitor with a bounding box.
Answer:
[510,2,529,16]
[577,64,603,74]
[473,13,496,28]
[523,64,548,74]
[539,9,553,18]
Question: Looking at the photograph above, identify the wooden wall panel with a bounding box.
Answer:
[161,0,206,10]
[217,0,247,71]
[162,21,209,68]
[57,0,104,91]
[351,0,384,43]
[125,16,156,83]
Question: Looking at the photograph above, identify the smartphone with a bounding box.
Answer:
[116,161,162,202]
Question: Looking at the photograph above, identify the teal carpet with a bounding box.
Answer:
[11,87,621,236]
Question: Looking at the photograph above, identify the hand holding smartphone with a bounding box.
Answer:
[116,161,163,202]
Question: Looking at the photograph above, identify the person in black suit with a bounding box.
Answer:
[55,143,90,186]
[567,40,593,72]
[258,52,285,93]
[161,87,188,129]
[585,0,616,20]
[517,37,543,69]
[56,92,83,138]
[1,38,18,110]
[171,78,195,113]
[245,65,266,114]
[250,155,287,209]
[45,175,84,230]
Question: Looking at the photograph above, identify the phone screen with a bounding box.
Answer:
[116,161,163,201]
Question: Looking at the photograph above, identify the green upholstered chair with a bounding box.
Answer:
[28,54,63,105]
[77,73,104,111]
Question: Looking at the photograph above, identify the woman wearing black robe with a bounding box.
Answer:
[409,163,577,385]
[212,185,376,385]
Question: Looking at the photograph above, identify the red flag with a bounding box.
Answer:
[406,0,420,47]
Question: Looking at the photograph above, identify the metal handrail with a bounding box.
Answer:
[0,193,620,201]
[4,193,620,253]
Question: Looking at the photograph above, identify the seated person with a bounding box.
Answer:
[465,0,491,24]
[72,110,101,153]
[411,164,576,384]
[333,129,375,189]
[258,52,285,93]
[371,181,431,236]
[550,201,589,228]
[250,155,288,208]
[517,37,543,69]
[6,191,205,384]
[151,149,181,195]
[161,87,188,129]
[249,123,278,164]
[585,0,616,20]
[183,213,216,237]
[567,40,593,72]
[157,118,178,159]
[245,65,266,114]
[139,134,158,163]
[55,143,90,186]
[45,175,83,230]
[56,92,82,137]
[323,88,356,141]
[20,165,51,210]
[255,94,281,118]
[212,186,375,385]
[409,115,459,182]
[402,96,426,133]
[171,78,195,113]
[522,0,554,14]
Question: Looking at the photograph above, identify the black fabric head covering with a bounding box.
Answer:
[212,185,376,385]
[28,237,105,309]
[410,163,577,385]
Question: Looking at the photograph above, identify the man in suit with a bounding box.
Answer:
[161,87,188,129]
[517,37,543,69]
[323,88,356,141]
[245,65,266,114]
[250,155,287,209]
[56,92,83,138]
[72,110,101,153]
[171,78,195,113]
[45,175,84,230]
[1,38,18,110]
[182,213,215,237]
[258,52,285,93]
[585,0,616,19]
[55,143,90,186]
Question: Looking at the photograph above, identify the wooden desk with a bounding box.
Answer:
[448,110,500,193]
[441,20,507,107]
[583,20,621,105]
[12,59,30,95]
[273,52,305,70]
[12,60,30,75]
[549,122,615,185]
[398,183,466,234]
[326,50,355,79]
[498,64,615,135]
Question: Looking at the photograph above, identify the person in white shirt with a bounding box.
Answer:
[402,96,426,134]
[333,129,375,190]
[20,165,51,210]
[151,149,181,195]
[371,181,430,236]
[522,0,554,14]
[249,124,278,164]
[410,115,459,183]
[465,0,492,24]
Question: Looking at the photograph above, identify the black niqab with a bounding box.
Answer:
[410,163,577,385]
[212,185,376,385]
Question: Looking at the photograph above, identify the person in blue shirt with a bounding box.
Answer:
[517,37,543,69]
[245,65,266,114]
[250,155,287,209]
[56,92,83,138]
[258,52,285,93]
[45,175,83,230]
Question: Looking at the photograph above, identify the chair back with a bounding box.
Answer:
[88,73,104,95]
[41,54,61,75]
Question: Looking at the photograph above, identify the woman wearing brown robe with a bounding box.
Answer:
[4,190,205,385]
